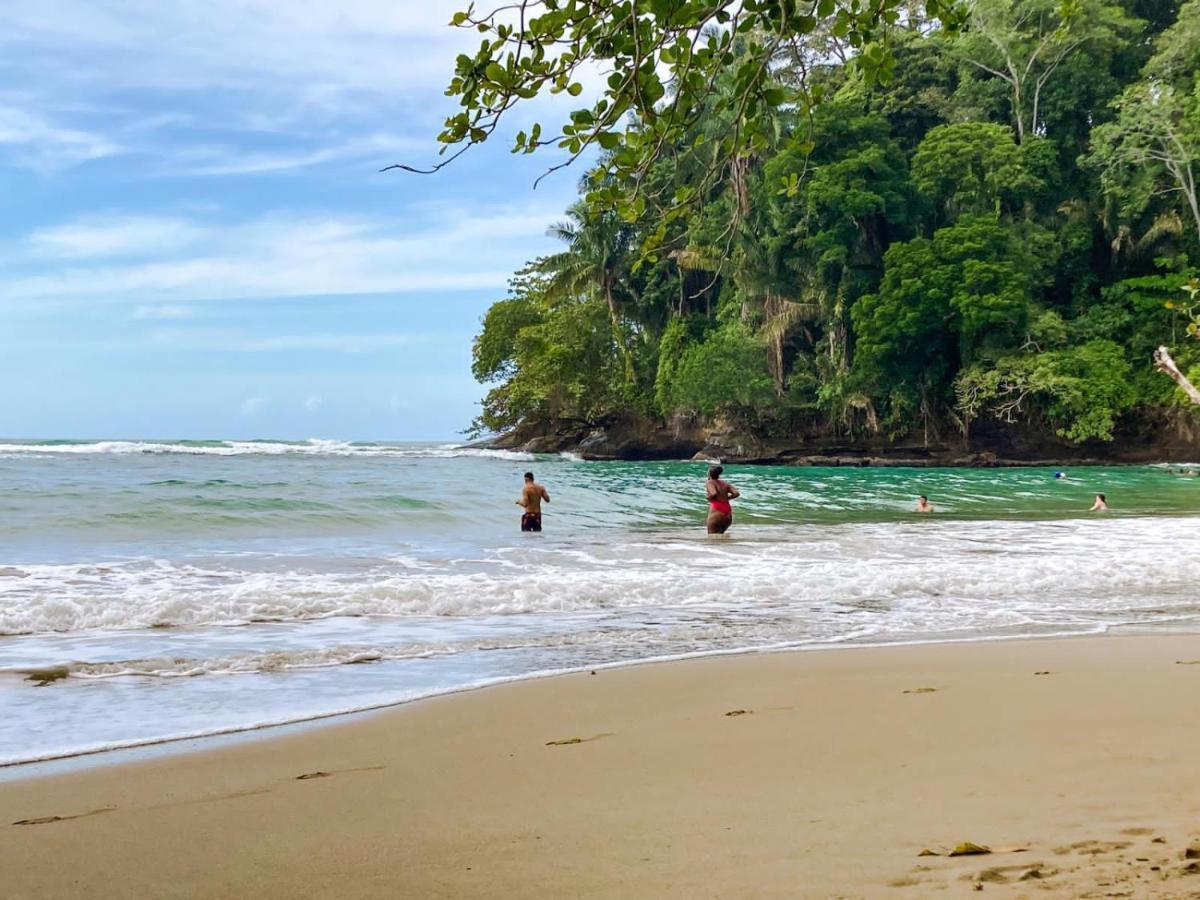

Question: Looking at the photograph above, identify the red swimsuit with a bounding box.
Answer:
[708,481,733,516]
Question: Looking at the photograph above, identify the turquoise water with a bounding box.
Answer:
[2,439,1199,768]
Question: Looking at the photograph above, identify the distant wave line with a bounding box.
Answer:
[0,439,535,461]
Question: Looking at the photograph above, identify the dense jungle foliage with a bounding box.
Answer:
[470,0,1200,448]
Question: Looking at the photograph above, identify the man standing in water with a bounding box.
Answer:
[517,471,550,532]
[705,465,740,534]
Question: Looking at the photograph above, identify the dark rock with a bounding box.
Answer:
[491,410,1200,466]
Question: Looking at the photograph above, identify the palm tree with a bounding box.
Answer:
[536,201,636,382]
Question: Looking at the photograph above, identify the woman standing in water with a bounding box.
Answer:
[705,465,740,534]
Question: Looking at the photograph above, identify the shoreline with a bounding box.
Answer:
[5,633,1200,897]
[488,419,1200,467]
[0,624,1144,777]
[544,449,1200,467]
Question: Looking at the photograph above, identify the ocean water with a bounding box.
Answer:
[2,438,1199,768]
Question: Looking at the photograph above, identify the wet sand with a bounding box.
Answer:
[3,634,1200,898]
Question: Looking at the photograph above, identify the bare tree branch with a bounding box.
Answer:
[1154,346,1200,405]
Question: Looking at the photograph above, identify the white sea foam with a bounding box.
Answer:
[4,518,1199,636]
[7,628,699,681]
[0,439,534,461]
[17,645,453,679]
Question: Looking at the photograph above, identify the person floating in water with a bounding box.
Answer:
[914,495,933,513]
[705,465,739,534]
[1090,493,1109,511]
[517,471,550,532]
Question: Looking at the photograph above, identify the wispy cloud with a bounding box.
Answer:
[162,133,424,178]
[0,104,119,171]
[0,3,582,179]
[27,215,202,259]
[0,2,465,98]
[1,203,562,305]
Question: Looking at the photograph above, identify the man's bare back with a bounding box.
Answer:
[517,472,549,532]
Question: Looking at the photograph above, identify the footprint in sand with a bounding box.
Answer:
[545,733,614,746]
[295,764,385,780]
[13,807,115,826]
[1054,839,1132,856]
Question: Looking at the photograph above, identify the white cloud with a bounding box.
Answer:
[0,104,119,171]
[0,2,466,99]
[0,202,562,305]
[304,394,323,412]
[28,215,202,259]
[0,3,583,178]
[163,133,424,178]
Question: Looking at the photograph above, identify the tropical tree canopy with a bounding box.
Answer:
[465,0,1200,445]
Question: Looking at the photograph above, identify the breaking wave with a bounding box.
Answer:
[0,439,533,460]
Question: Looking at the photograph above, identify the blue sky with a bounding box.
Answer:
[0,1,584,440]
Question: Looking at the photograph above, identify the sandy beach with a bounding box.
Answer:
[3,634,1200,898]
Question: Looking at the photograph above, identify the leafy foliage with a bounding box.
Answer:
[467,0,1200,445]
[658,323,775,416]
[422,0,967,229]
[956,341,1137,442]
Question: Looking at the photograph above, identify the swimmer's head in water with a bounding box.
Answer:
[524,471,534,482]
[918,495,928,503]
[1096,493,1106,502]
[708,465,723,480]
[1055,471,1066,479]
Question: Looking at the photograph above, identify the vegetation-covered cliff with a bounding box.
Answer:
[467,0,1200,462]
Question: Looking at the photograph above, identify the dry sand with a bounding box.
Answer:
[3,634,1200,899]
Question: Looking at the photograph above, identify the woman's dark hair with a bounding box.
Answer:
[1097,493,1106,502]
[708,465,723,480]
